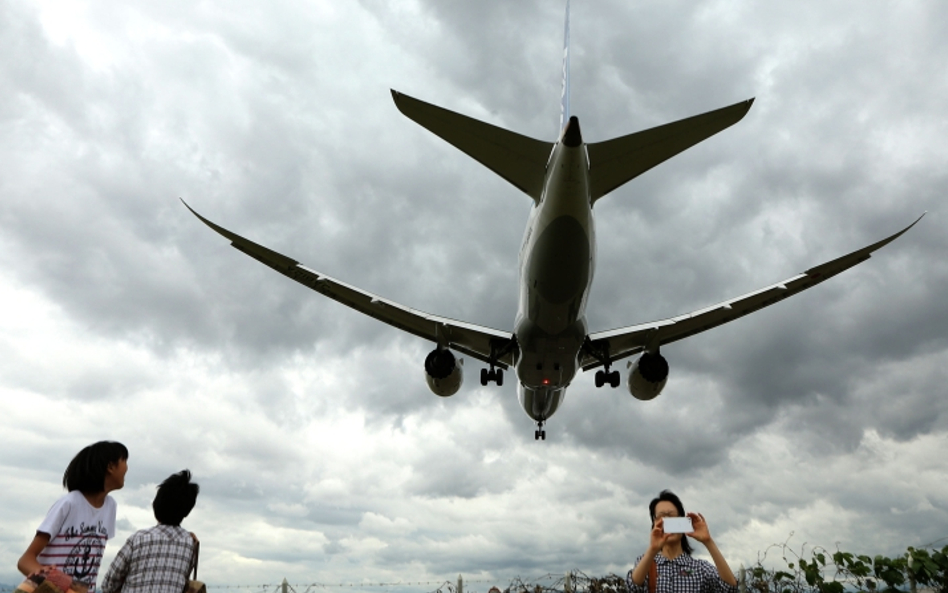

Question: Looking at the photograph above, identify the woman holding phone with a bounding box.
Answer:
[627,490,737,593]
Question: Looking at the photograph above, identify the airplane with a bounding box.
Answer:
[184,3,923,440]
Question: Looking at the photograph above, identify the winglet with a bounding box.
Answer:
[180,198,299,271]
[804,212,926,277]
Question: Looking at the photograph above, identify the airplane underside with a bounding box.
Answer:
[183,2,922,442]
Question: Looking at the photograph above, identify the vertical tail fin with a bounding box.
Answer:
[559,0,571,137]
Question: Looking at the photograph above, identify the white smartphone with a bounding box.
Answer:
[662,517,693,533]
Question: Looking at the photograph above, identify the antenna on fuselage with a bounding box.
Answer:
[559,0,571,138]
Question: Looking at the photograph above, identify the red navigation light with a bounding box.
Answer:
[542,378,549,385]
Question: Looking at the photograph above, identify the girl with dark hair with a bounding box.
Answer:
[627,490,737,593]
[17,441,129,593]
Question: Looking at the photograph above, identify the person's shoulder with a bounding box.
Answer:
[685,555,717,572]
[48,490,86,513]
[148,524,192,540]
[122,525,167,545]
[119,527,150,545]
[139,524,172,537]
[62,490,86,504]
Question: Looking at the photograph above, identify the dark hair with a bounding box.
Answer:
[649,489,693,555]
[153,470,199,526]
[63,441,129,494]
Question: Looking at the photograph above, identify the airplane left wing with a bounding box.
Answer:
[183,200,516,368]
[580,214,925,370]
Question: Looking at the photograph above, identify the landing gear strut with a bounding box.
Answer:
[594,365,620,388]
[534,421,546,441]
[480,366,504,386]
[584,337,620,388]
[480,339,513,387]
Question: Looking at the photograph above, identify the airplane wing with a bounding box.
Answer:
[183,200,517,368]
[580,214,925,371]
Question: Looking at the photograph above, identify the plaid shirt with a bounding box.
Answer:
[628,553,738,593]
[100,524,196,593]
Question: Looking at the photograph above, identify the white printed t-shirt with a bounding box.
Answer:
[37,490,117,592]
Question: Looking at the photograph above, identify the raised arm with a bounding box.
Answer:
[687,513,736,586]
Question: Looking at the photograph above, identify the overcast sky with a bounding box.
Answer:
[1,0,947,590]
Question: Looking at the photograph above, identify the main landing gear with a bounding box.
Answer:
[480,366,504,386]
[584,337,620,388]
[534,421,546,441]
[594,366,620,388]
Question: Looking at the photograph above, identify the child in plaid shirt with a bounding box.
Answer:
[100,470,200,593]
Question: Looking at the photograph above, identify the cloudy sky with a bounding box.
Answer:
[1,0,947,589]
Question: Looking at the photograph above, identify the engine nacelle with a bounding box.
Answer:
[424,348,463,397]
[627,351,669,401]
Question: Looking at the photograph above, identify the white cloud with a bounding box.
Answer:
[1,0,947,589]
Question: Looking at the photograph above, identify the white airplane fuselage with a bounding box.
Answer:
[515,119,594,422]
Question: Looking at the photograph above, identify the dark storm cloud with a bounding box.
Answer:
[2,0,947,587]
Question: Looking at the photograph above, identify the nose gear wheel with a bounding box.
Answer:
[534,420,546,441]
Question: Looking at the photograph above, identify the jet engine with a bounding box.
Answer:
[627,351,669,401]
[424,348,463,397]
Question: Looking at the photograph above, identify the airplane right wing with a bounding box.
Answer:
[580,214,925,370]
[183,201,517,368]
[587,98,755,202]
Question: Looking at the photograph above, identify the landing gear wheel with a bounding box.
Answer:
[595,370,604,388]
[609,370,620,388]
[482,367,503,386]
[534,421,546,441]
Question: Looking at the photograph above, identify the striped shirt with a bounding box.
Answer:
[36,491,117,592]
[100,524,196,593]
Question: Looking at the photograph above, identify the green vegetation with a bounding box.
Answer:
[744,540,948,593]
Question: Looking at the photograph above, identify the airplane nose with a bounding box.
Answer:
[562,115,582,147]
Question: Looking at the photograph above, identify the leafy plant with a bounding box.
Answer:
[745,536,948,593]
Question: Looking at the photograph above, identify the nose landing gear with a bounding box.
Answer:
[534,421,546,441]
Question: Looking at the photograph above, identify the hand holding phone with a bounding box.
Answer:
[662,517,693,533]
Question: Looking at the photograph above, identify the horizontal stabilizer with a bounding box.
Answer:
[392,90,554,201]
[587,98,754,202]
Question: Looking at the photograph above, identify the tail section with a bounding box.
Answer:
[391,90,553,202]
[392,0,754,207]
[559,0,571,136]
[587,98,754,202]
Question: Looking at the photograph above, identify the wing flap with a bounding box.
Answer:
[587,99,754,202]
[183,200,516,368]
[581,214,924,370]
[391,90,554,201]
